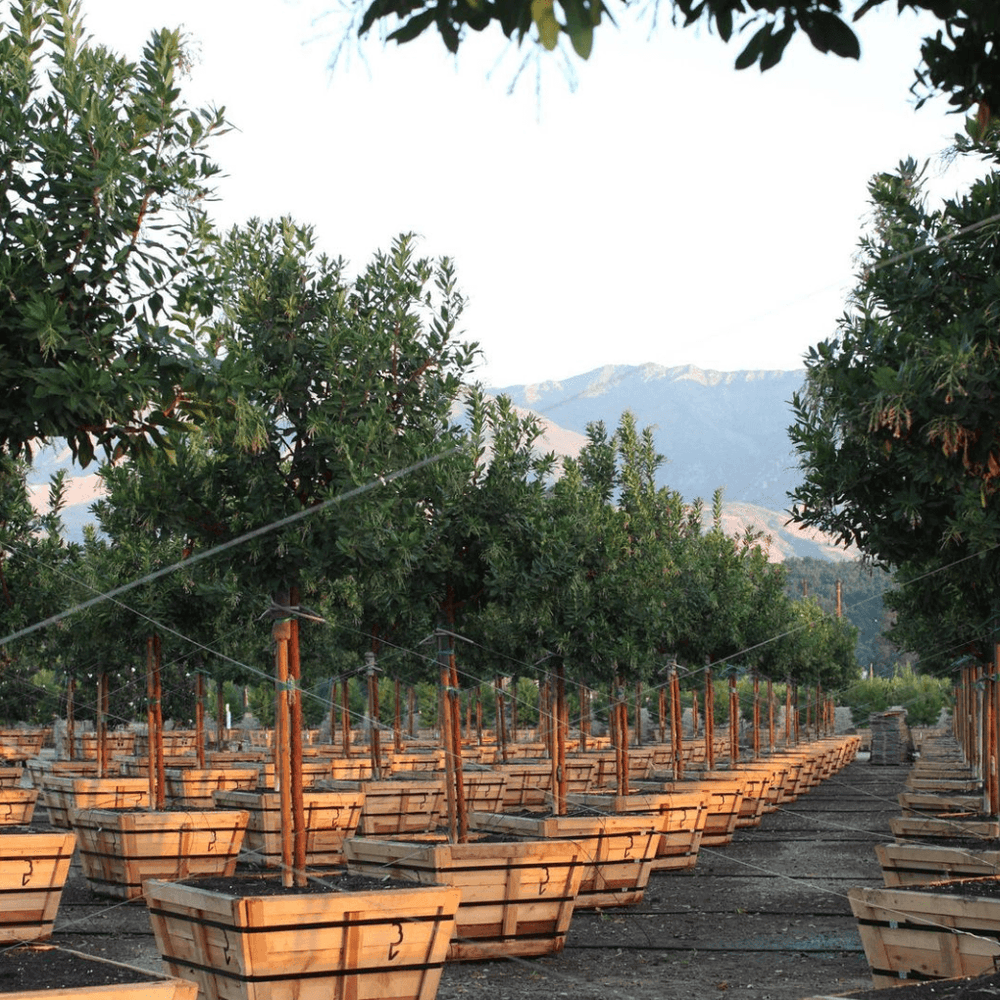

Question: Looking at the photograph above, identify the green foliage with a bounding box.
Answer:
[789,150,1000,673]
[840,663,952,727]
[782,557,897,673]
[0,1,226,467]
[350,0,999,113]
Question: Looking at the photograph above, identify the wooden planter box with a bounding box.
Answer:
[890,815,1000,840]
[328,778,445,837]
[256,759,335,788]
[459,769,506,812]
[71,808,249,900]
[0,730,47,758]
[570,749,655,788]
[213,787,364,867]
[387,750,445,774]
[576,790,709,870]
[636,779,744,846]
[898,791,983,816]
[876,841,1000,887]
[0,831,76,943]
[493,762,552,810]
[74,731,137,759]
[0,767,23,789]
[344,836,585,961]
[41,776,149,829]
[684,768,773,829]
[163,767,259,808]
[469,809,664,908]
[849,880,1000,986]
[0,788,37,827]
[145,876,461,1000]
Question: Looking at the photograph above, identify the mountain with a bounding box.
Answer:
[27,363,849,562]
[489,364,854,563]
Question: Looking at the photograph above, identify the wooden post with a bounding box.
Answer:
[634,681,642,748]
[658,686,667,746]
[393,678,403,753]
[476,686,483,746]
[152,638,165,811]
[408,685,417,739]
[146,640,157,808]
[288,593,306,886]
[729,674,739,765]
[705,666,715,771]
[215,677,224,751]
[66,676,75,761]
[329,677,338,749]
[580,681,590,753]
[272,596,294,888]
[784,679,792,746]
[793,683,800,744]
[195,673,206,769]
[992,645,1000,819]
[496,677,508,763]
[341,678,351,757]
[365,652,382,781]
[448,647,467,842]
[766,678,774,752]
[96,672,108,778]
[670,665,683,782]
[752,671,760,760]
[553,661,567,814]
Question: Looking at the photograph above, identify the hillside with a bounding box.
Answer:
[27,364,852,564]
[491,364,855,563]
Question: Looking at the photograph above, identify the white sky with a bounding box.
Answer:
[78,0,983,387]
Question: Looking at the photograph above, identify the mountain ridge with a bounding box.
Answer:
[27,363,851,563]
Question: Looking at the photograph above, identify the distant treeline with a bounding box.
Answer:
[782,557,902,676]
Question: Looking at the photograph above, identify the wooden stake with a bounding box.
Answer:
[96,672,108,778]
[705,666,715,771]
[152,638,165,811]
[195,673,206,769]
[729,674,739,765]
[341,678,351,757]
[66,676,75,761]
[288,592,306,886]
[366,652,382,781]
[272,596,294,888]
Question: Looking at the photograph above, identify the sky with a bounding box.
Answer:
[77,0,984,388]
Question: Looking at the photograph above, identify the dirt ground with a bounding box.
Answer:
[46,751,909,1000]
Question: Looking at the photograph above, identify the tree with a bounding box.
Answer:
[0,0,226,467]
[348,0,1000,112]
[788,135,1000,669]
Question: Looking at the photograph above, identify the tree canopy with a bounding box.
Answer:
[349,0,1000,112]
[0,0,228,467]
[788,124,1000,672]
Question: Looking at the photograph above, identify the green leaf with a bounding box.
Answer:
[562,0,593,59]
[800,11,860,60]
[734,23,770,71]
[531,0,560,50]
[388,8,437,44]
